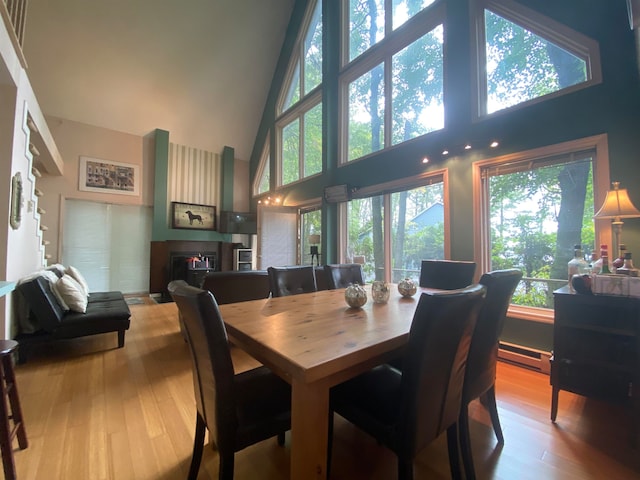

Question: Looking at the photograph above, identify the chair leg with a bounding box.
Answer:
[446,424,462,480]
[187,413,206,480]
[218,452,235,480]
[459,405,476,480]
[327,411,334,476]
[484,385,504,444]
[397,454,413,480]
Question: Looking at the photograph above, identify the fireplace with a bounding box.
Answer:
[169,251,218,287]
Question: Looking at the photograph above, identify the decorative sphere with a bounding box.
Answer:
[398,278,417,297]
[345,283,367,308]
[371,281,390,303]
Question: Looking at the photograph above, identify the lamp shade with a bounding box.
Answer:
[308,234,321,245]
[594,182,640,219]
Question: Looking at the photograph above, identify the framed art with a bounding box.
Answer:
[79,156,140,196]
[171,202,217,231]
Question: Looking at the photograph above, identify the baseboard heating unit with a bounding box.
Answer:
[498,341,551,374]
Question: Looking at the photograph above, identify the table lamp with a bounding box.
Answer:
[594,181,640,254]
[309,234,321,266]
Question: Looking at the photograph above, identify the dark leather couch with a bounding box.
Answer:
[15,274,131,362]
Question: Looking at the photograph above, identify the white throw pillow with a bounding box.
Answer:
[56,274,88,313]
[65,266,90,296]
[41,270,70,311]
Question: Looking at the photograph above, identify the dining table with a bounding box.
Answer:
[219,283,429,480]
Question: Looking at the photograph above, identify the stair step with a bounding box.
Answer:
[45,254,52,260]
[34,188,43,197]
[42,240,50,246]
[37,207,46,215]
[29,143,40,157]
[26,117,38,133]
[40,225,48,231]
[31,166,41,178]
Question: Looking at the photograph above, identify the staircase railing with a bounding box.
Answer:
[1,0,28,67]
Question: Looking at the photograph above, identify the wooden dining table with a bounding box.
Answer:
[219,284,428,480]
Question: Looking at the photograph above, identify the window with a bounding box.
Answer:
[343,172,447,283]
[341,1,444,163]
[253,139,271,196]
[301,208,322,265]
[347,0,439,62]
[474,136,610,317]
[476,0,601,116]
[276,0,323,187]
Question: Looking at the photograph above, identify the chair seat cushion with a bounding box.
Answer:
[331,365,402,441]
[234,366,291,449]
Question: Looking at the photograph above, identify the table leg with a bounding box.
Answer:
[290,379,329,480]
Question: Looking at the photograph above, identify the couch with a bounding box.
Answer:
[15,267,131,363]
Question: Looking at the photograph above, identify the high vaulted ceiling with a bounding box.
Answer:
[23,0,295,161]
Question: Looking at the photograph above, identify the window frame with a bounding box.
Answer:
[274,0,323,188]
[253,135,271,197]
[472,0,602,119]
[338,1,446,165]
[339,168,450,282]
[472,134,611,323]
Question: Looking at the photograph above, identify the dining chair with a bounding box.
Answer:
[419,259,476,289]
[324,263,365,289]
[458,269,522,480]
[329,284,486,480]
[201,270,270,304]
[267,265,318,297]
[314,266,330,290]
[168,281,291,480]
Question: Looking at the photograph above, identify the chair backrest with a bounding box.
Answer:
[419,259,476,289]
[168,281,237,449]
[267,265,318,297]
[314,266,330,291]
[398,284,486,455]
[463,269,522,400]
[324,263,365,289]
[201,270,270,304]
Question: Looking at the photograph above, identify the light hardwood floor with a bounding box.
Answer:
[11,297,640,479]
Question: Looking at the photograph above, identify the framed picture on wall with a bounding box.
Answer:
[171,202,217,231]
[79,156,140,196]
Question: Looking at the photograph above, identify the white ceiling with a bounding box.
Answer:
[23,0,295,161]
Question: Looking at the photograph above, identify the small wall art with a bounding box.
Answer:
[171,202,217,231]
[79,156,140,196]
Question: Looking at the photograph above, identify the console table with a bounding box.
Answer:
[552,286,639,444]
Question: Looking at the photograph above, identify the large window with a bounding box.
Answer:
[474,136,609,316]
[476,0,601,117]
[253,139,271,196]
[276,0,323,187]
[341,0,444,163]
[344,173,446,283]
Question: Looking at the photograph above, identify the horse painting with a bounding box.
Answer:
[185,210,204,225]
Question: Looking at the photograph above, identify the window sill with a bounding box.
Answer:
[507,305,554,324]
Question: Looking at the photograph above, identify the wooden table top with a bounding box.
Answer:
[219,284,425,385]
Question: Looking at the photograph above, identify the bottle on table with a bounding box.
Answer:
[568,244,589,292]
[612,244,627,273]
[616,252,639,276]
[600,244,611,274]
[591,251,601,274]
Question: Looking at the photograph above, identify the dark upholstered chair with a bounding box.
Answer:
[168,282,291,480]
[459,269,522,480]
[419,259,476,289]
[329,284,486,480]
[267,265,318,297]
[314,266,330,291]
[324,263,365,289]
[201,270,270,304]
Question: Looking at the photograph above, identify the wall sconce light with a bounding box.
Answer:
[309,234,321,266]
[594,181,640,252]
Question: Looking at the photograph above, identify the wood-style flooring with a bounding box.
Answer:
[11,297,640,479]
